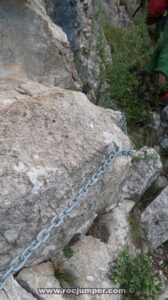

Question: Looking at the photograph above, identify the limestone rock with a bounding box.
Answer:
[0,0,75,90]
[0,275,36,300]
[54,235,122,300]
[122,147,162,202]
[47,0,131,103]
[88,200,137,262]
[158,286,168,300]
[0,84,131,272]
[141,186,168,250]
[17,262,64,300]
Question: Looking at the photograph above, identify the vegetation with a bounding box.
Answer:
[110,249,162,300]
[94,7,158,130]
[54,243,76,287]
[63,244,74,259]
[54,267,77,287]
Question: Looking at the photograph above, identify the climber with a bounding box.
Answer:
[145,0,168,106]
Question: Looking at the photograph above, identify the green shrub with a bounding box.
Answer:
[63,245,74,259]
[54,268,77,287]
[95,9,157,128]
[110,249,162,300]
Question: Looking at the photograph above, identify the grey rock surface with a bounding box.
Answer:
[0,275,36,300]
[47,0,131,103]
[0,84,131,271]
[91,200,138,262]
[0,0,75,90]
[54,235,122,300]
[155,176,168,190]
[141,186,168,250]
[158,286,168,300]
[17,262,64,300]
[122,147,162,202]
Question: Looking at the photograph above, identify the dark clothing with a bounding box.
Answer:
[146,1,168,78]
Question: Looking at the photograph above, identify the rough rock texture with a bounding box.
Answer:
[17,262,64,300]
[54,235,122,300]
[158,287,168,300]
[0,275,36,300]
[0,0,76,91]
[122,147,162,202]
[155,176,168,190]
[141,186,168,250]
[0,83,131,271]
[89,200,138,262]
[46,0,132,102]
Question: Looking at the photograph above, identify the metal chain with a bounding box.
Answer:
[0,109,133,291]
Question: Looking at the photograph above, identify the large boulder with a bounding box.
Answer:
[0,83,131,272]
[0,0,76,91]
[141,186,168,250]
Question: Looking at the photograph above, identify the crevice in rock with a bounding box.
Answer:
[2,289,9,299]
[86,216,110,243]
[14,277,43,300]
[46,0,78,55]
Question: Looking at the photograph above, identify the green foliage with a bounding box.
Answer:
[54,268,77,287]
[95,8,157,128]
[110,249,162,300]
[129,126,157,150]
[63,245,74,259]
[54,244,75,287]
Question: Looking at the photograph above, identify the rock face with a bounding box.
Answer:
[17,262,64,300]
[54,235,122,300]
[141,186,168,250]
[0,0,76,90]
[122,147,162,202]
[46,0,131,102]
[89,200,137,262]
[0,83,131,272]
[0,275,36,300]
[158,287,168,300]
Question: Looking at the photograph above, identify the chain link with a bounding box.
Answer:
[0,108,133,290]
